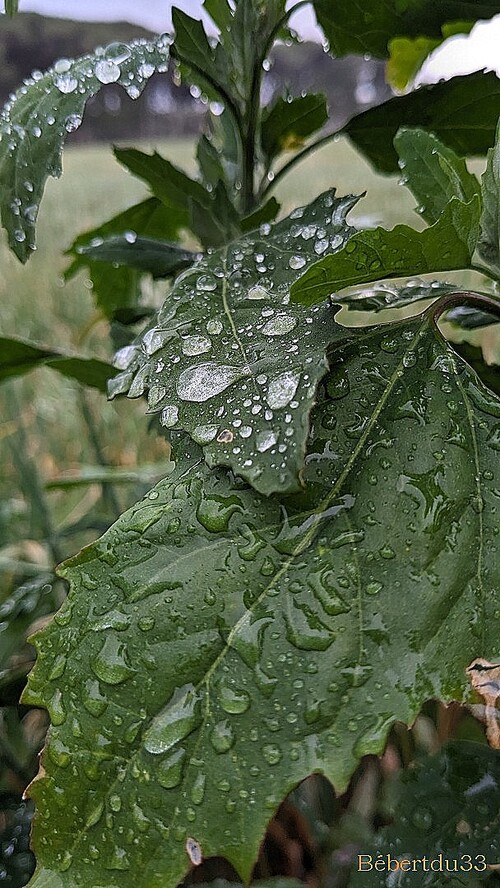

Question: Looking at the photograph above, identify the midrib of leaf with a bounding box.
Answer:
[454,370,486,647]
[220,249,257,394]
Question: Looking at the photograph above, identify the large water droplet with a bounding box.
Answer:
[182,335,212,356]
[262,314,297,336]
[92,636,134,685]
[157,748,186,789]
[177,363,247,402]
[143,684,201,755]
[210,719,235,753]
[218,683,250,714]
[267,371,300,409]
[95,59,121,84]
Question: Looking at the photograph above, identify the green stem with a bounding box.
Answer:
[241,66,261,214]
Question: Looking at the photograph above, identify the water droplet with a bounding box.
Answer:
[160,405,179,428]
[83,679,108,717]
[262,743,282,765]
[157,748,186,789]
[64,113,82,133]
[109,794,122,813]
[218,684,250,714]
[210,719,235,753]
[177,363,248,402]
[95,59,121,83]
[196,493,242,532]
[262,313,297,336]
[206,319,223,335]
[182,335,212,356]
[191,772,206,805]
[54,73,78,94]
[192,424,219,444]
[288,255,306,270]
[379,545,396,560]
[143,684,201,755]
[255,430,278,452]
[266,370,300,409]
[92,636,134,685]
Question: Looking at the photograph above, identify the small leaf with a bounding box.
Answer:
[66,197,183,318]
[261,94,328,162]
[172,7,231,103]
[204,0,233,33]
[24,295,500,887]
[189,181,241,248]
[78,236,197,279]
[344,72,500,173]
[113,148,210,220]
[196,134,225,188]
[350,742,500,886]
[4,0,19,14]
[291,197,480,306]
[386,35,441,91]
[313,0,500,58]
[395,128,481,225]
[478,120,500,276]
[0,336,115,391]
[0,35,171,260]
[110,190,359,495]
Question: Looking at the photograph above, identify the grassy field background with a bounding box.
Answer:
[0,136,496,566]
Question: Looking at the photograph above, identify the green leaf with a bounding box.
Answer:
[110,190,359,495]
[4,0,19,14]
[386,36,441,91]
[0,35,171,261]
[452,342,500,395]
[344,72,500,173]
[196,134,225,188]
[0,336,115,392]
[45,463,175,490]
[65,197,182,318]
[312,0,500,58]
[113,148,209,221]
[172,7,232,105]
[350,742,500,886]
[261,94,328,162]
[189,181,241,249]
[24,296,500,887]
[78,237,197,279]
[478,120,500,277]
[204,0,233,33]
[291,197,480,307]
[395,128,481,225]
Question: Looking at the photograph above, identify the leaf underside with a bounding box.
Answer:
[0,35,171,261]
[25,304,500,887]
[110,190,359,496]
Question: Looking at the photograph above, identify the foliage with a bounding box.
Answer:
[1,1,500,887]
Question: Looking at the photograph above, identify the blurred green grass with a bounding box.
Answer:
[0,135,495,559]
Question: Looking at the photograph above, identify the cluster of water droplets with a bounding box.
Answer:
[0,34,171,253]
[108,192,357,490]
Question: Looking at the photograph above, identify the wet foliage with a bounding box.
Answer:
[0,2,500,887]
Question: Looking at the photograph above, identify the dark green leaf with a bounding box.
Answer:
[24,296,500,887]
[478,120,500,276]
[340,280,458,313]
[114,148,210,220]
[241,197,281,233]
[0,336,115,392]
[172,7,231,103]
[204,0,233,33]
[395,128,481,225]
[66,197,181,318]
[313,0,500,58]
[45,463,175,490]
[110,190,358,495]
[261,94,328,162]
[0,35,171,261]
[196,134,225,188]
[291,197,480,306]
[78,236,197,279]
[350,742,500,886]
[344,72,500,173]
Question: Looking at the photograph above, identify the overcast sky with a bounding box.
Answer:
[1,0,500,81]
[0,0,321,39]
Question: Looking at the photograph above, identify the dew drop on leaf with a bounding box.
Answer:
[143,684,201,755]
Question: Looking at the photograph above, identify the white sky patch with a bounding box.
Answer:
[416,14,500,84]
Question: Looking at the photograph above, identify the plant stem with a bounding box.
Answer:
[261,129,337,198]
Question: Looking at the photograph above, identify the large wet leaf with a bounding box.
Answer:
[25,296,500,888]
[344,73,500,174]
[0,35,171,261]
[291,197,480,307]
[110,190,359,496]
[350,742,500,886]
[312,0,500,58]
